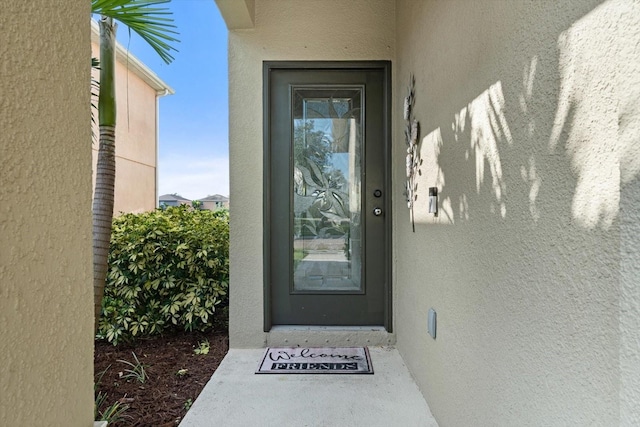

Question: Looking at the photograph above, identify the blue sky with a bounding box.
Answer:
[115,0,229,199]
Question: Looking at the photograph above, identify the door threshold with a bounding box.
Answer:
[266,325,395,347]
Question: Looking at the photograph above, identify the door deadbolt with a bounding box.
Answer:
[373,189,382,198]
[373,207,383,216]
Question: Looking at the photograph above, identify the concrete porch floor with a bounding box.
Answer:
[180,347,439,426]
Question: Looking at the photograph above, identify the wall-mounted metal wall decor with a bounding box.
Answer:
[403,74,420,232]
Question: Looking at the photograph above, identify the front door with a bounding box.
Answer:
[264,61,391,329]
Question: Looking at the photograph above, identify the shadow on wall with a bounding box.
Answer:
[394,0,640,423]
[411,0,639,231]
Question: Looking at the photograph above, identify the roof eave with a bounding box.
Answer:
[214,0,255,30]
[91,20,175,97]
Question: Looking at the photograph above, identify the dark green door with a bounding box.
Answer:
[264,62,391,329]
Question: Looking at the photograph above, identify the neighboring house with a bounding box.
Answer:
[159,193,192,208]
[91,20,173,215]
[216,1,640,426]
[159,193,229,211]
[199,194,230,210]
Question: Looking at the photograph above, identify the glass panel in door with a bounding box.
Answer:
[292,88,363,293]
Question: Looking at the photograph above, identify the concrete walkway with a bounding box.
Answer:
[180,347,439,426]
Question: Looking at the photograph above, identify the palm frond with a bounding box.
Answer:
[92,0,179,64]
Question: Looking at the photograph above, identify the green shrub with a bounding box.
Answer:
[98,206,229,344]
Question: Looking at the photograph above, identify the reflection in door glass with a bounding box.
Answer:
[292,88,363,292]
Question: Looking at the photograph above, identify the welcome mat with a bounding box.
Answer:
[256,347,373,374]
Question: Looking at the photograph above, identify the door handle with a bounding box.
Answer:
[373,207,383,216]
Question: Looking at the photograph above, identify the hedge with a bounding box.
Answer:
[97,206,229,344]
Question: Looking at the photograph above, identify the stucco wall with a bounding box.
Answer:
[0,2,94,426]
[395,0,639,425]
[91,41,159,214]
[227,0,395,347]
[618,1,640,421]
[621,175,640,426]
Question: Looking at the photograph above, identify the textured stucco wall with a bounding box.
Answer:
[91,41,159,214]
[618,2,640,423]
[395,0,639,425]
[0,2,94,426]
[621,175,640,426]
[227,0,395,347]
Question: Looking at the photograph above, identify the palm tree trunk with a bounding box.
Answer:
[93,17,117,331]
[90,1,177,332]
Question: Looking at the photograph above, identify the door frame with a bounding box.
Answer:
[262,61,392,332]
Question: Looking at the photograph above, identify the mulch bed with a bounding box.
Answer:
[94,329,229,426]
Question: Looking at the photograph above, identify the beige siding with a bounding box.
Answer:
[91,40,159,214]
[113,158,157,215]
[0,2,94,426]
[395,0,639,425]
